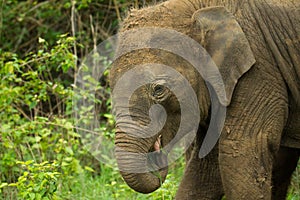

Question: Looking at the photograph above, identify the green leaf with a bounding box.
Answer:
[29,193,35,199]
[84,166,95,172]
[65,147,74,155]
[0,183,8,189]
[8,183,18,187]
[38,37,46,43]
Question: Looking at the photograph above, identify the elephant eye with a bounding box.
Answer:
[154,85,164,95]
[151,79,170,101]
[152,84,167,99]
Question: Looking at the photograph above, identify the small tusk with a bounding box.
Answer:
[154,135,162,152]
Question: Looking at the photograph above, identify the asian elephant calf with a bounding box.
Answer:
[109,0,300,199]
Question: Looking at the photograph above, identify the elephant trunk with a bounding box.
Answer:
[115,131,168,193]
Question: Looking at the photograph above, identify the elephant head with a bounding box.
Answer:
[109,1,255,194]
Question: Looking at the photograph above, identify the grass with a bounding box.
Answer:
[2,156,300,199]
[56,157,185,200]
[57,158,300,200]
[288,163,300,200]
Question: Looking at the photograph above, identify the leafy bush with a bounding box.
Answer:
[9,160,61,200]
[0,0,132,56]
[0,34,110,199]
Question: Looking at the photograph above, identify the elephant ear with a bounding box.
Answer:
[192,6,256,106]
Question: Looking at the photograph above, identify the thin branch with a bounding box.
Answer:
[135,0,139,8]
[13,104,32,121]
[90,15,97,52]
[35,121,102,136]
[25,1,49,15]
[13,27,26,52]
[98,26,110,41]
[71,0,77,68]
[113,0,121,21]
[0,0,4,40]
[26,142,37,162]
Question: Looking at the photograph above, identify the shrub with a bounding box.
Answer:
[0,35,110,199]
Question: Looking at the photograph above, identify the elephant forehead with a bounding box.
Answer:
[112,49,190,73]
[117,30,188,53]
[110,49,201,94]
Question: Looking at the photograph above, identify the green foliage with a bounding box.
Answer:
[0,0,128,56]
[9,160,61,200]
[288,164,300,200]
[0,34,102,199]
[54,158,185,199]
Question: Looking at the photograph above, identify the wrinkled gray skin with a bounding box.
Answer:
[109,0,300,199]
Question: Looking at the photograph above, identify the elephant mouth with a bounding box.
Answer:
[147,135,168,175]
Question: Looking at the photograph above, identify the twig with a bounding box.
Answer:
[26,142,37,162]
[35,121,102,136]
[135,0,139,8]
[13,104,32,121]
[25,1,49,15]
[71,0,77,68]
[90,15,97,52]
[113,0,121,21]
[13,27,26,52]
[0,0,4,40]
[98,26,110,41]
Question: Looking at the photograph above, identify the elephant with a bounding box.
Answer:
[109,0,300,199]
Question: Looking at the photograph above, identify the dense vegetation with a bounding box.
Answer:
[0,0,299,199]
